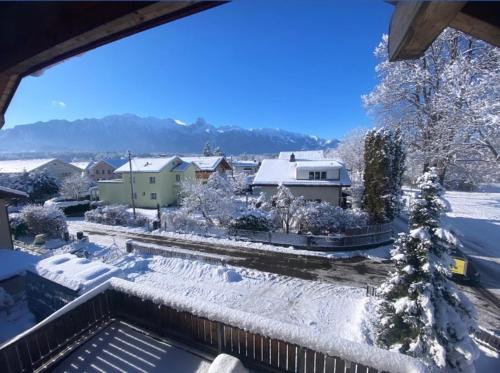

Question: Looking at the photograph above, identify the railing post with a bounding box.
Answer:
[217,323,224,353]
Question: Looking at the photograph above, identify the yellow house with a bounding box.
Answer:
[98,157,197,208]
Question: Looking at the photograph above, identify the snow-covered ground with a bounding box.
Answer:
[443,190,500,297]
[58,240,376,345]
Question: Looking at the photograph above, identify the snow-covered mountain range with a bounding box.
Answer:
[0,114,338,154]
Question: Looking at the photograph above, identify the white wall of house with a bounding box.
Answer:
[0,200,13,249]
[40,160,81,182]
[256,185,341,205]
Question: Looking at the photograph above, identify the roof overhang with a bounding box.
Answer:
[388,1,500,61]
[0,186,29,199]
[0,1,226,128]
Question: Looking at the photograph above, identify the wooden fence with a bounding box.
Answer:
[0,287,414,373]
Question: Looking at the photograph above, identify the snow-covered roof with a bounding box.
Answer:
[0,158,56,174]
[231,160,259,167]
[114,157,177,173]
[33,253,122,292]
[253,159,351,186]
[278,150,325,161]
[0,185,29,199]
[70,161,93,170]
[0,249,39,280]
[181,156,227,171]
[172,160,193,172]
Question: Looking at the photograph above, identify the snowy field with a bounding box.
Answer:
[443,190,500,296]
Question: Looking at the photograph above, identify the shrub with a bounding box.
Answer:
[229,210,272,232]
[8,213,28,238]
[20,204,67,238]
[84,205,148,227]
[161,209,205,233]
[297,202,369,235]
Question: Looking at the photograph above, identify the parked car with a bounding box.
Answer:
[44,197,91,216]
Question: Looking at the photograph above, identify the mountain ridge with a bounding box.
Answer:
[0,114,339,154]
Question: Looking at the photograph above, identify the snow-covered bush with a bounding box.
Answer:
[84,205,148,227]
[0,287,14,312]
[161,209,205,233]
[231,172,251,195]
[297,202,369,235]
[59,174,92,200]
[180,172,235,225]
[20,204,68,238]
[376,169,478,371]
[0,170,59,201]
[229,209,273,232]
[8,213,28,238]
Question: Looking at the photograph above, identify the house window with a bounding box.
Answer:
[150,192,157,200]
[315,172,321,180]
[175,174,181,182]
[95,169,100,174]
[321,171,327,180]
[142,192,145,196]
[309,172,314,180]
[107,169,112,174]
[149,176,156,184]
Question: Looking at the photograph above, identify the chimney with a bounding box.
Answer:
[289,153,296,162]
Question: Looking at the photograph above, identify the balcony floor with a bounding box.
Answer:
[54,321,212,373]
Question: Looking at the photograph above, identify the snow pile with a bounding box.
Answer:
[33,253,123,292]
[0,249,39,281]
[208,354,248,373]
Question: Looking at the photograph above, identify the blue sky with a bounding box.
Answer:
[4,0,392,139]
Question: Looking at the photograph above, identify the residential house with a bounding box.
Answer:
[252,155,351,205]
[230,159,260,175]
[0,158,81,183]
[71,160,123,182]
[180,156,232,181]
[98,157,197,208]
[0,186,28,249]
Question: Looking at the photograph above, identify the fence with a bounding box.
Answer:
[0,283,425,373]
[162,222,394,251]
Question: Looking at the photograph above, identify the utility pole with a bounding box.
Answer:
[128,150,136,219]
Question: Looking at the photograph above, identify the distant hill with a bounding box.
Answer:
[0,114,338,155]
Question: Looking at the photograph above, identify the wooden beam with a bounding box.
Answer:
[450,3,500,48]
[388,1,465,61]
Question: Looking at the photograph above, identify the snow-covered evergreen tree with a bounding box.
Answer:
[376,169,478,371]
[214,146,224,156]
[0,170,59,201]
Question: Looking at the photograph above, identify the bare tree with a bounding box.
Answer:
[60,174,92,200]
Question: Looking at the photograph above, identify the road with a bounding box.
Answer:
[67,220,393,288]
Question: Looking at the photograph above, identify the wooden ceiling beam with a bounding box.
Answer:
[388,1,464,61]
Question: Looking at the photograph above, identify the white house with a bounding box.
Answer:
[253,156,351,205]
[0,158,81,183]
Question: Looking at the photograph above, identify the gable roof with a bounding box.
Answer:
[114,157,177,173]
[253,159,351,187]
[278,150,325,161]
[181,156,230,172]
[0,158,57,174]
[70,161,93,171]
[0,185,28,199]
